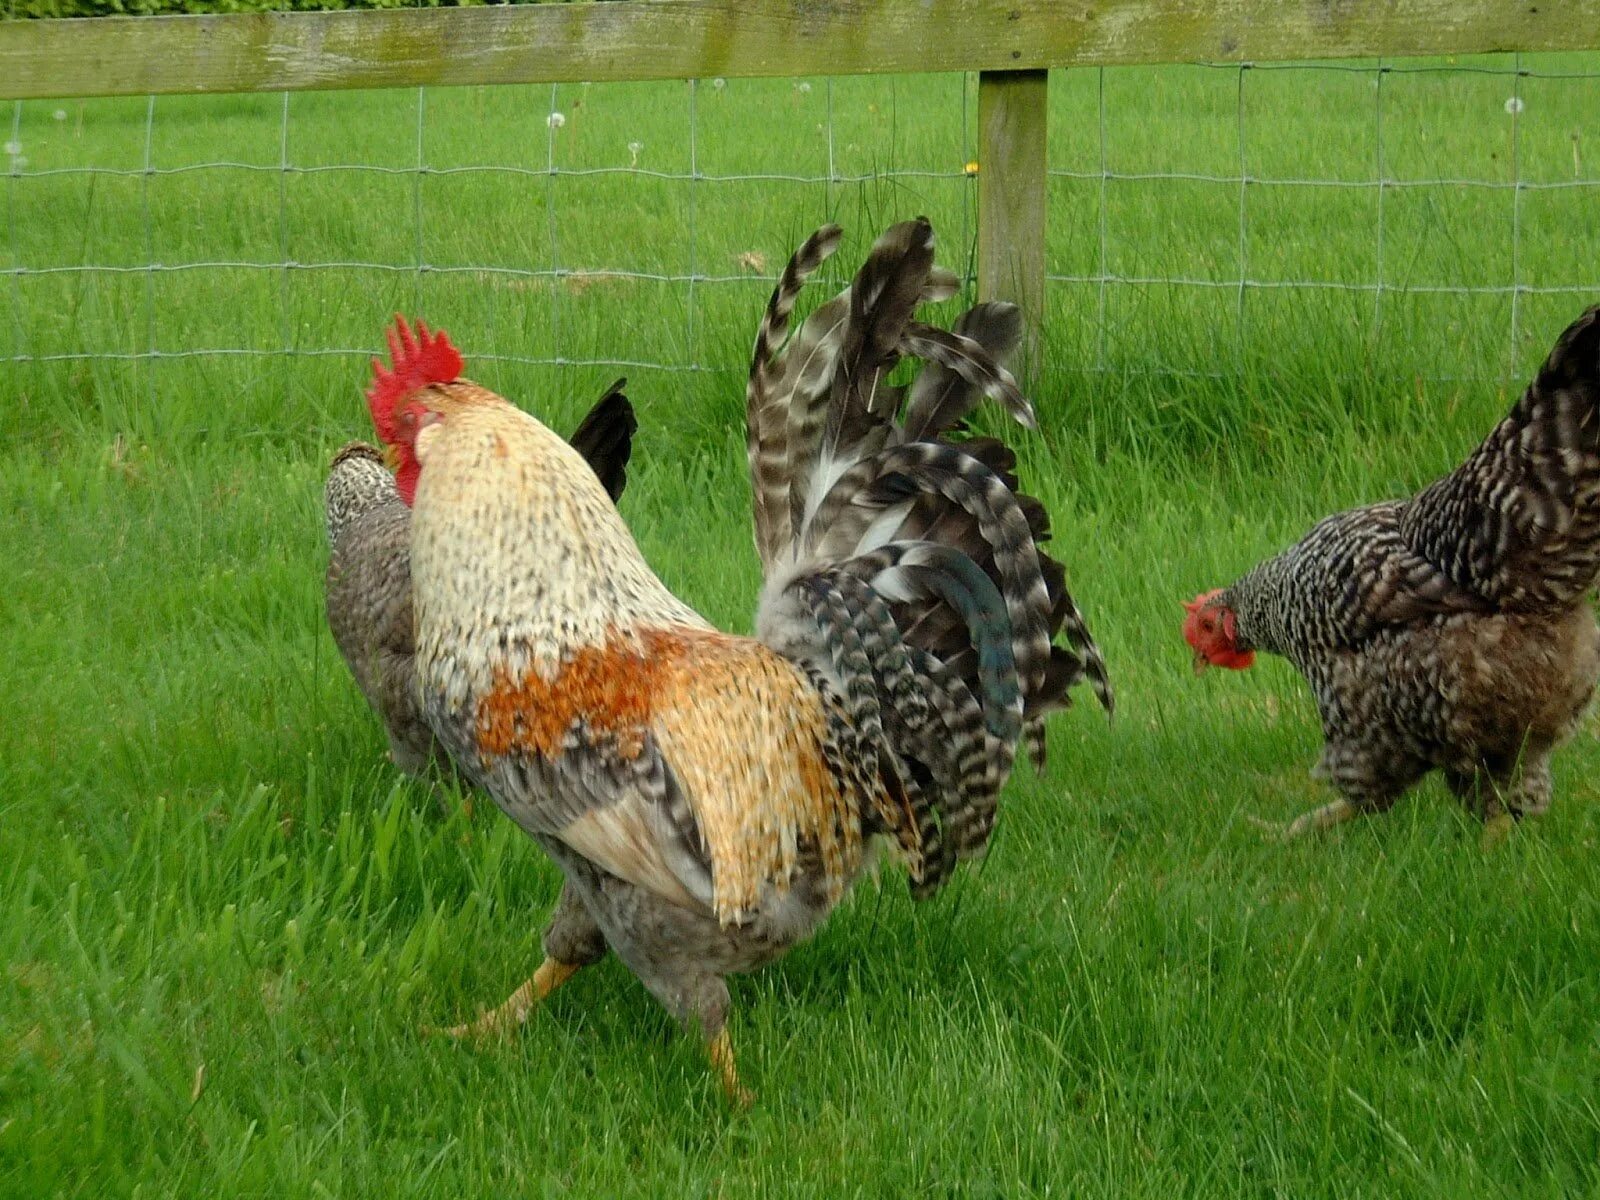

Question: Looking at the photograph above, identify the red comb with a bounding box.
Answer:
[365,315,464,444]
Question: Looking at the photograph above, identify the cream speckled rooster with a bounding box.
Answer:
[371,219,1112,1102]
[324,383,636,778]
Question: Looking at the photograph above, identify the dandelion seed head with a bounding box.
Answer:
[1505,96,1525,115]
[795,81,812,95]
[711,77,727,91]
[52,109,67,121]
[547,112,566,129]
[3,141,20,156]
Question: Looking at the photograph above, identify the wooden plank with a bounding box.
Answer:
[2,0,1599,101]
[977,69,1048,378]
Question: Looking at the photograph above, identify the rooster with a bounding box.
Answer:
[324,381,637,777]
[1186,306,1600,842]
[366,219,1112,1102]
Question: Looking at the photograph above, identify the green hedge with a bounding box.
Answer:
[15,0,581,18]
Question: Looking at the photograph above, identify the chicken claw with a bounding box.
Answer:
[706,1029,754,1109]
[1480,811,1516,851]
[426,957,580,1040]
[1251,798,1362,842]
[1283,798,1363,839]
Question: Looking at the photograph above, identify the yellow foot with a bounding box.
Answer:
[1480,811,1516,851]
[707,1029,754,1109]
[424,957,580,1040]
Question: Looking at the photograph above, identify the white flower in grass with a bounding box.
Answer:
[628,140,644,167]
[53,109,67,121]
[547,112,566,129]
[2,141,19,156]
[1505,96,1525,115]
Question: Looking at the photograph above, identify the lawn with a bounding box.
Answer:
[4,57,1600,1197]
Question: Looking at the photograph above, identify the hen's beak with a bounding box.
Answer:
[1192,649,1210,675]
[382,443,401,472]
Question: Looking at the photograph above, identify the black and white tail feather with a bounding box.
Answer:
[749,218,1113,897]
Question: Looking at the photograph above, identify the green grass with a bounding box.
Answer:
[5,58,1600,1197]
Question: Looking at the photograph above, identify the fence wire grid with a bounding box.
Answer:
[6,55,1600,411]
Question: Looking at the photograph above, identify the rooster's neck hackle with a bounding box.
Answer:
[409,400,707,705]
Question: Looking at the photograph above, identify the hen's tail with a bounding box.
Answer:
[750,218,1112,897]
[1402,304,1600,609]
[567,379,637,503]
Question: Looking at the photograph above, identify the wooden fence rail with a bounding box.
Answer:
[3,0,1599,365]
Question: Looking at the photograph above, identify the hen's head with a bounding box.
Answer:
[366,315,479,505]
[1182,589,1255,672]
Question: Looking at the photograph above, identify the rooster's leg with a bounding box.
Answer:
[706,1028,754,1109]
[620,947,751,1107]
[433,957,582,1039]
[429,881,606,1040]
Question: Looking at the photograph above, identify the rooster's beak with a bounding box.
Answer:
[382,443,402,472]
[1192,650,1210,675]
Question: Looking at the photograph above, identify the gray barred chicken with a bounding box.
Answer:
[1187,306,1600,841]
[370,219,1112,1103]
[323,382,637,776]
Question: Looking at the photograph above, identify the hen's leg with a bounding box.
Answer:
[1281,798,1361,839]
[1279,742,1421,841]
[1443,768,1480,805]
[1479,754,1552,849]
[1503,754,1553,819]
[432,881,606,1039]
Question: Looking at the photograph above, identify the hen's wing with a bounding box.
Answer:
[1400,305,1600,610]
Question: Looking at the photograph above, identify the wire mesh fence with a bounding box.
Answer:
[6,76,974,370]
[1043,56,1600,387]
[6,53,1600,440]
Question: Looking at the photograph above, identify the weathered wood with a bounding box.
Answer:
[2,0,1599,101]
[977,69,1048,378]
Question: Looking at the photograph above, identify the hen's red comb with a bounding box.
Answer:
[365,315,464,444]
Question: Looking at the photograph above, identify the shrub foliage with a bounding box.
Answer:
[16,0,573,19]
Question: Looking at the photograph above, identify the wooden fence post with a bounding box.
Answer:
[977,68,1049,380]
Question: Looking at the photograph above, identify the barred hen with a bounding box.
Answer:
[1187,306,1600,840]
[369,219,1112,1102]
[323,381,637,776]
